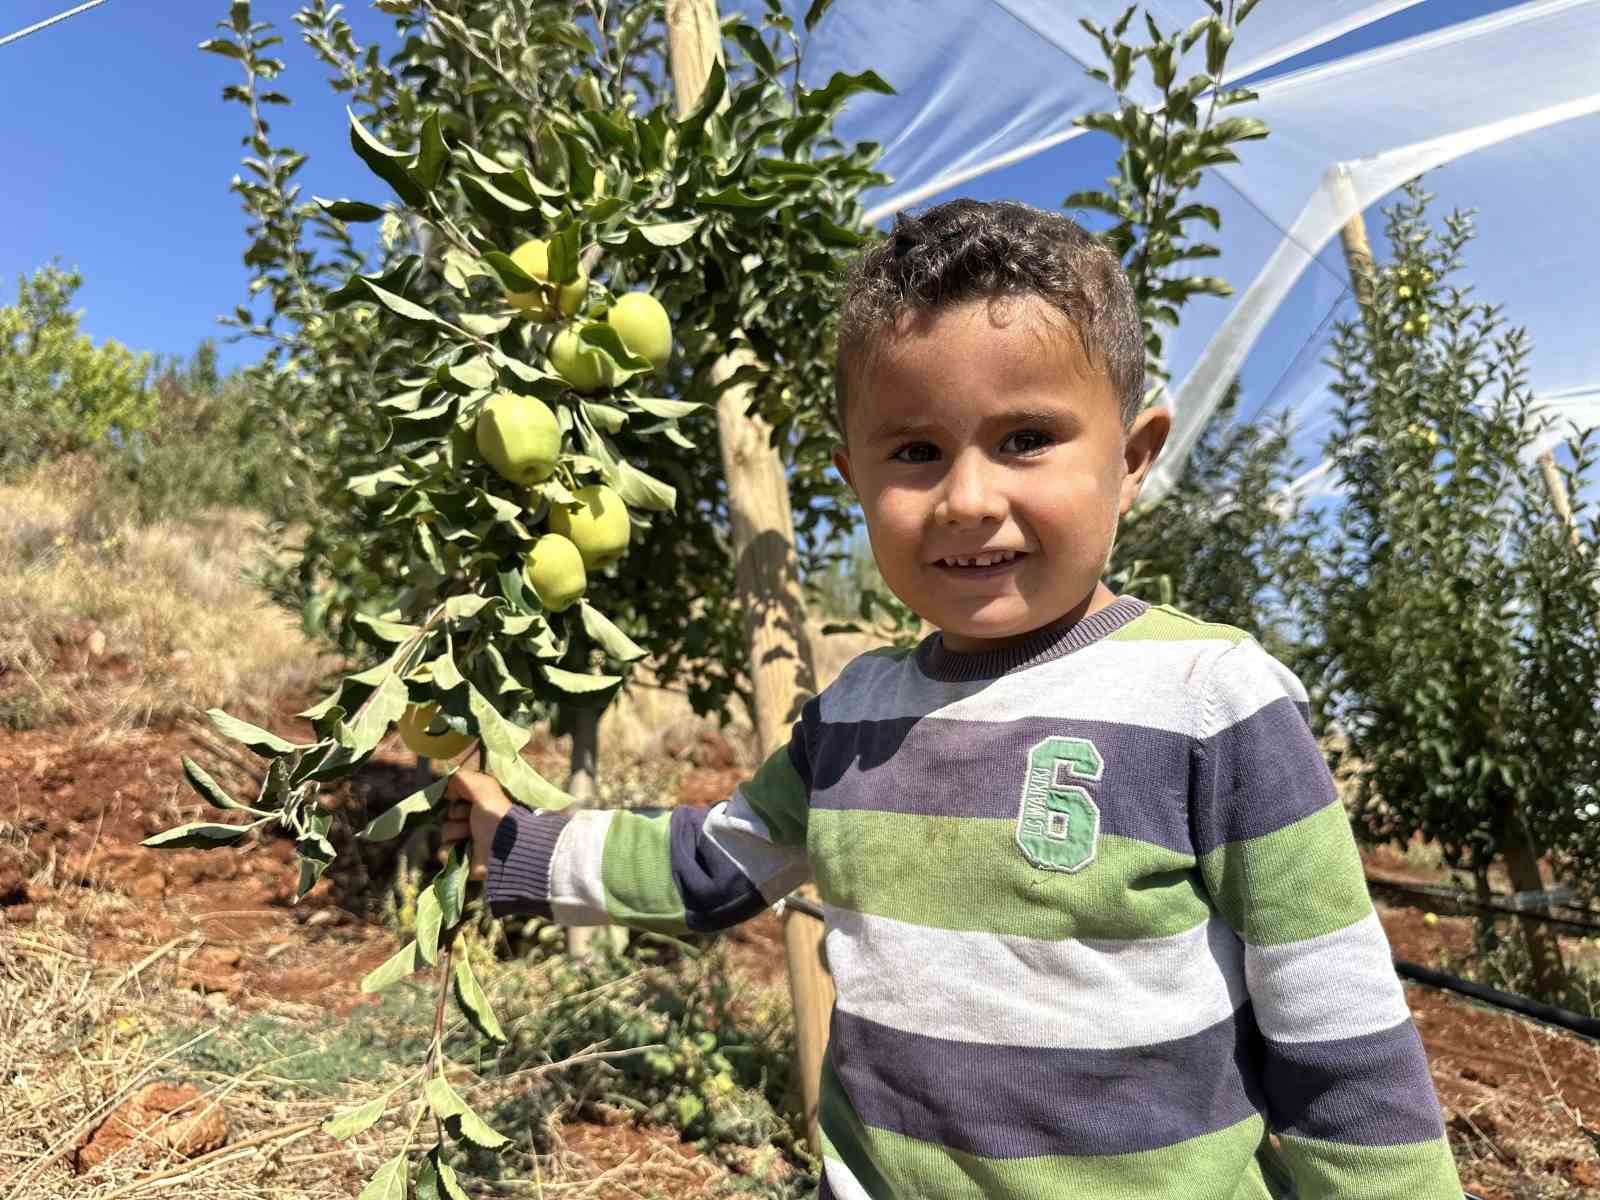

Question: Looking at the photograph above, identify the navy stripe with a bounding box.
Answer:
[789,696,822,793]
[829,1003,1266,1159]
[668,806,768,933]
[486,804,571,919]
[1192,695,1336,853]
[808,715,1195,854]
[1262,1020,1445,1146]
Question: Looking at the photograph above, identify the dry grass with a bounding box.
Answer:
[0,457,330,732]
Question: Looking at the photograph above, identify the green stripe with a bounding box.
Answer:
[1276,1134,1460,1199]
[822,1059,1273,1200]
[1108,605,1249,644]
[740,742,810,847]
[1200,802,1373,945]
[819,1057,899,1199]
[810,811,1208,940]
[599,811,688,933]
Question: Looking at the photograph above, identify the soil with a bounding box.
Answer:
[3,704,1599,1198]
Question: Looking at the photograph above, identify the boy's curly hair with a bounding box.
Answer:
[833,198,1144,437]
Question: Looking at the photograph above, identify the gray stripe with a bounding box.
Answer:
[829,1004,1265,1159]
[1246,912,1411,1043]
[810,714,1193,852]
[1263,1019,1445,1146]
[1194,695,1336,853]
[806,697,1333,856]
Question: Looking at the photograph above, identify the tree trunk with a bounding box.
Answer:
[1499,805,1567,1002]
[665,1,832,1155]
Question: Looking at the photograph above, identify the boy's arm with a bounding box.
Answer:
[1196,640,1462,1200]
[485,707,815,934]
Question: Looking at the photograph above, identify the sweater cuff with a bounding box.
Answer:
[486,804,573,919]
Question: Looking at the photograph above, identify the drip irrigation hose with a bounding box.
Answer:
[1366,874,1600,937]
[1394,958,1600,1041]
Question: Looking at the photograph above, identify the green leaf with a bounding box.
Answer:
[803,0,836,31]
[322,1094,391,1139]
[360,939,421,993]
[613,460,677,512]
[444,593,491,621]
[630,397,703,420]
[198,37,245,59]
[180,756,249,813]
[423,1074,509,1149]
[728,23,781,77]
[358,1151,410,1200]
[425,650,466,692]
[460,173,535,219]
[359,774,451,842]
[467,686,575,810]
[578,322,652,371]
[433,843,469,928]
[335,671,410,757]
[141,822,251,850]
[453,950,507,1042]
[208,709,300,757]
[579,602,647,662]
[547,224,582,285]
[295,810,335,900]
[801,70,894,116]
[481,250,539,292]
[315,197,386,222]
[415,886,443,966]
[677,60,726,142]
[541,665,623,695]
[417,1148,469,1200]
[363,282,450,328]
[356,613,422,643]
[348,110,426,207]
[415,112,448,188]
[634,218,703,247]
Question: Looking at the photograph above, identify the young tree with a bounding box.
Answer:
[0,264,154,478]
[1301,180,1600,1002]
[151,2,888,1188]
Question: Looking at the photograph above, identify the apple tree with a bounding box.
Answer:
[151,1,890,1188]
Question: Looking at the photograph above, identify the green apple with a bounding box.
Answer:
[524,534,587,611]
[397,703,475,759]
[506,238,588,321]
[476,391,561,485]
[606,291,673,368]
[548,327,616,393]
[549,483,630,569]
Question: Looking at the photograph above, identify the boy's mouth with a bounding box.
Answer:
[933,549,1028,578]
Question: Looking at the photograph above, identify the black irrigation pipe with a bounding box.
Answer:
[1366,874,1600,937]
[1394,958,1600,1041]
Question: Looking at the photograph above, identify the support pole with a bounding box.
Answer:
[665,0,832,1156]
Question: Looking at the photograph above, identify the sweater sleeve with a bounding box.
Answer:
[1194,639,1462,1199]
[485,700,817,934]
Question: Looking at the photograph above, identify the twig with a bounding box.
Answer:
[104,934,202,996]
[94,1119,322,1200]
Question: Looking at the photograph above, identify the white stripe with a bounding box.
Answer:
[1246,910,1412,1043]
[821,638,1290,738]
[546,810,614,925]
[822,1155,875,1200]
[825,906,1248,1050]
[703,792,811,902]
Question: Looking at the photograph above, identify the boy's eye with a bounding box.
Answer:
[890,441,939,464]
[1002,430,1054,455]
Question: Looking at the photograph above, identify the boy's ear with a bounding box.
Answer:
[1119,404,1172,515]
[831,444,858,496]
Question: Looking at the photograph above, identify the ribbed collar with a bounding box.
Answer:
[913,595,1149,682]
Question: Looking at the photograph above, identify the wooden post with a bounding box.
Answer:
[666,0,833,1155]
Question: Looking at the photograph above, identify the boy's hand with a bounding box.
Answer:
[441,768,513,884]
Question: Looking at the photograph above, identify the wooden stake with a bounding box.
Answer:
[665,0,831,1155]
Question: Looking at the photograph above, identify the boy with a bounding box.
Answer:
[443,199,1462,1199]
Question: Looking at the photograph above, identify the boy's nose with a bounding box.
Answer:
[934,451,1006,527]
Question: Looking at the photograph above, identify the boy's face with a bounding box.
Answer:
[832,296,1170,653]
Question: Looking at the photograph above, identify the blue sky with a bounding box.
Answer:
[1,0,1523,377]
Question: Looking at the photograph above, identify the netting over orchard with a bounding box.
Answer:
[750,0,1600,504]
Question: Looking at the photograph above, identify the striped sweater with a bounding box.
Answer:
[487,596,1462,1199]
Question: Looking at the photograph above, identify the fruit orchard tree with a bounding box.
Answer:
[148,1,889,1188]
[1297,180,1600,1003]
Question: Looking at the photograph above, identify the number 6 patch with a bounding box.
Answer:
[1015,736,1102,874]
